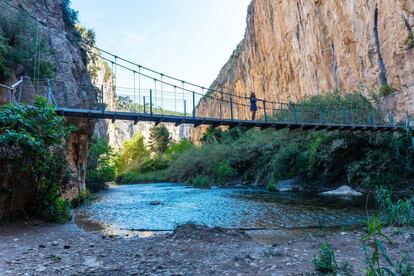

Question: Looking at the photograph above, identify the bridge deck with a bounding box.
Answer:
[56,107,405,132]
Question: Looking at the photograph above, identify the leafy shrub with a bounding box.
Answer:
[116,132,148,173]
[361,216,394,275]
[0,14,54,80]
[379,84,397,97]
[397,255,414,276]
[71,189,91,208]
[312,243,338,273]
[86,137,117,192]
[0,97,73,221]
[405,32,414,49]
[164,139,194,160]
[61,0,79,28]
[116,170,168,184]
[190,175,211,189]
[212,161,236,184]
[267,179,276,192]
[374,187,413,226]
[138,156,170,173]
[44,197,71,223]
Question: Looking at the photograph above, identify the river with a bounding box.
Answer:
[75,183,370,236]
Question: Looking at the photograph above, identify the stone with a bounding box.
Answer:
[321,185,363,196]
[63,245,71,250]
[275,177,302,192]
[149,201,161,206]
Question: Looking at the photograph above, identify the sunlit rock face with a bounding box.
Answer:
[196,0,414,133]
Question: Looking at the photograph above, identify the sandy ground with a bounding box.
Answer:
[0,220,413,275]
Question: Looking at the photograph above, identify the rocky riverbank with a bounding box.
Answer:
[0,220,413,275]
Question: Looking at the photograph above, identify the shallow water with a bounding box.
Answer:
[76,183,369,232]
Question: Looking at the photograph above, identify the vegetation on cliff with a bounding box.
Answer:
[0,98,73,222]
[0,14,54,81]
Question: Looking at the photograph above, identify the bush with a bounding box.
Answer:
[190,175,211,189]
[86,137,117,192]
[116,132,148,173]
[44,197,71,223]
[0,14,54,80]
[374,187,414,226]
[312,243,338,273]
[116,170,168,184]
[212,161,236,184]
[71,189,91,208]
[379,84,397,97]
[397,255,414,276]
[405,32,414,49]
[267,179,276,192]
[0,97,73,221]
[138,156,170,173]
[61,0,79,28]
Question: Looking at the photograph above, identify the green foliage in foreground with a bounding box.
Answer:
[374,187,414,227]
[149,125,171,154]
[312,243,338,273]
[0,98,73,222]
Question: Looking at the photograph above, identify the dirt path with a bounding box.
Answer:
[0,220,413,275]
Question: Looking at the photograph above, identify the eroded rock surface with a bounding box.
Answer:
[196,0,414,126]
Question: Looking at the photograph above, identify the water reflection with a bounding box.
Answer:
[76,183,369,233]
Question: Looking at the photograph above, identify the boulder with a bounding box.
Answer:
[321,185,363,196]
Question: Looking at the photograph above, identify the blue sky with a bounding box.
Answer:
[71,0,251,94]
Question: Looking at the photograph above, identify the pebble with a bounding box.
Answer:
[64,245,70,249]
[52,241,58,246]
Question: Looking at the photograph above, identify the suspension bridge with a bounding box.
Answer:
[0,1,410,133]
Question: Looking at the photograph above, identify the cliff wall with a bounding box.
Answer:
[0,0,97,216]
[196,0,414,123]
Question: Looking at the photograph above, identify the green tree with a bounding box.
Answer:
[86,137,117,191]
[0,97,73,221]
[116,132,148,172]
[149,125,171,154]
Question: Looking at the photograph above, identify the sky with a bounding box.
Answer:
[71,0,251,98]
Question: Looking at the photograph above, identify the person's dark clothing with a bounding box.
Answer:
[250,97,257,111]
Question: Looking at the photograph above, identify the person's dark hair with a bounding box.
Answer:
[250,92,256,98]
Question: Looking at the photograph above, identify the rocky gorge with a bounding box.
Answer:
[196,0,414,124]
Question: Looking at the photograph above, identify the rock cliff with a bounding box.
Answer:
[196,0,414,123]
[0,0,97,214]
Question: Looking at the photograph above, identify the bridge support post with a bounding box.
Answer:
[143,96,146,114]
[184,100,187,117]
[230,97,233,121]
[192,92,195,118]
[47,79,52,105]
[17,77,23,103]
[150,90,153,116]
[263,99,267,123]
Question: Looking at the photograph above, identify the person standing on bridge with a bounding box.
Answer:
[250,92,258,120]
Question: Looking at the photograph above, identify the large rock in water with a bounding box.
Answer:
[195,0,414,139]
[321,185,363,196]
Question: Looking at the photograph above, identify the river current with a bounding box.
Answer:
[76,183,369,233]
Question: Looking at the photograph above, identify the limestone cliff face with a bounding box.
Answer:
[0,0,97,206]
[196,0,414,123]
